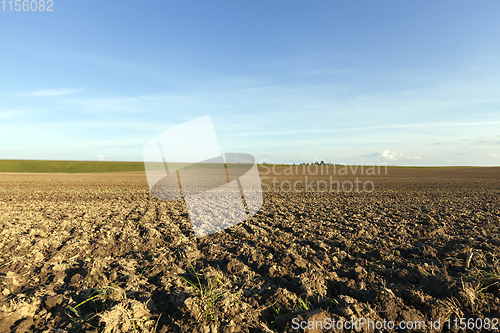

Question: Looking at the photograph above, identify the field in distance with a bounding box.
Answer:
[0,160,255,173]
[0,159,491,174]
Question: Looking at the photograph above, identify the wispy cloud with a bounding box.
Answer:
[471,139,500,145]
[364,150,422,161]
[21,87,85,97]
[432,135,500,146]
[0,109,33,119]
[301,68,357,77]
[223,121,500,138]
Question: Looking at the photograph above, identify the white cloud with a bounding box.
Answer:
[97,154,104,161]
[23,87,85,97]
[492,153,500,158]
[365,150,422,161]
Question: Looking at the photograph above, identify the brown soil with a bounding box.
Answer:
[0,167,499,332]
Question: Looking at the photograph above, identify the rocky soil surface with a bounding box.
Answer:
[0,167,499,332]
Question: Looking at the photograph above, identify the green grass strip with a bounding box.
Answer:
[0,160,145,173]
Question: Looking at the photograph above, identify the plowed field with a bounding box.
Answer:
[1,167,499,332]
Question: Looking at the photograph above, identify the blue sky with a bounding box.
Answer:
[1,1,499,165]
